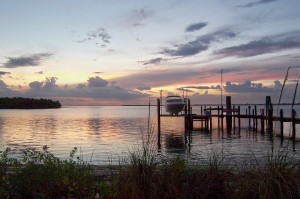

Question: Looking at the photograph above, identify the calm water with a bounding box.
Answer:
[0,105,299,165]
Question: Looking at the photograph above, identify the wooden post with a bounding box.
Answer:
[260,109,265,134]
[266,96,271,116]
[209,107,212,132]
[157,98,161,148]
[201,106,203,128]
[233,105,236,131]
[238,106,241,133]
[292,109,296,141]
[266,96,272,131]
[184,98,187,131]
[217,106,220,129]
[252,109,255,132]
[221,106,224,130]
[188,99,191,130]
[267,107,273,135]
[255,105,258,132]
[254,105,257,132]
[248,106,251,129]
[226,96,232,130]
[280,109,284,139]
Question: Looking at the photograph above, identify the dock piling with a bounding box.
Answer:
[226,96,232,130]
[280,109,284,139]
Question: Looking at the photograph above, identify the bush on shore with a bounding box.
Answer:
[1,146,300,199]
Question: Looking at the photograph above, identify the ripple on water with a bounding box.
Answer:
[0,106,299,165]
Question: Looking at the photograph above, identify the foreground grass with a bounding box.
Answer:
[1,146,300,199]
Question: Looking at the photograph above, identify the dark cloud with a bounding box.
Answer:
[140,57,163,65]
[224,80,279,93]
[94,72,104,74]
[137,86,151,91]
[238,0,278,8]
[180,85,221,90]
[128,8,153,27]
[87,76,109,87]
[0,80,14,97]
[29,81,43,89]
[2,53,52,68]
[24,76,148,102]
[185,22,208,32]
[28,77,58,90]
[35,71,44,74]
[176,88,194,92]
[0,71,11,76]
[43,77,58,89]
[274,80,282,90]
[76,83,86,89]
[76,28,111,47]
[214,31,300,58]
[0,80,9,90]
[161,30,237,57]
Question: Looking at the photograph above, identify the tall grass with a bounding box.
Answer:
[235,146,299,199]
[0,146,98,199]
[1,145,300,198]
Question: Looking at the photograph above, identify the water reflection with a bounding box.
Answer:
[0,106,299,165]
[165,134,185,151]
[87,118,101,134]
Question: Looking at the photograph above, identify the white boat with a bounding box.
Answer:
[165,95,186,115]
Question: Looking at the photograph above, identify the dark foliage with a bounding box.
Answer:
[0,97,61,109]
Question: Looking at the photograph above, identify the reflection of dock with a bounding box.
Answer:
[156,96,300,142]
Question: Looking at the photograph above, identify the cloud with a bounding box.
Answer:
[76,28,111,47]
[137,86,151,91]
[87,76,109,87]
[224,80,279,93]
[23,76,149,104]
[94,72,104,74]
[176,88,194,92]
[43,77,58,89]
[185,22,208,32]
[2,53,52,68]
[274,80,282,90]
[0,77,149,105]
[238,0,278,8]
[161,29,237,57]
[0,80,9,90]
[0,71,11,76]
[214,31,300,58]
[0,80,14,97]
[180,85,221,90]
[127,8,153,27]
[140,57,164,65]
[29,81,43,89]
[35,71,44,74]
[112,69,203,89]
[76,83,86,89]
[28,77,58,90]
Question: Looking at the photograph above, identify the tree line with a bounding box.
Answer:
[0,97,61,109]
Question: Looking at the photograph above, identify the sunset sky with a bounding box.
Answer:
[0,0,300,105]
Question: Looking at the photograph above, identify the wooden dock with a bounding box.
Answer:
[157,96,300,142]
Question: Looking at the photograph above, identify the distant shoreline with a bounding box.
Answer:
[0,97,61,109]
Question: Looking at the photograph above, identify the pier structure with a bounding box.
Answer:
[157,96,300,142]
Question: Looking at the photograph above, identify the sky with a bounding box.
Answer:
[0,0,300,106]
